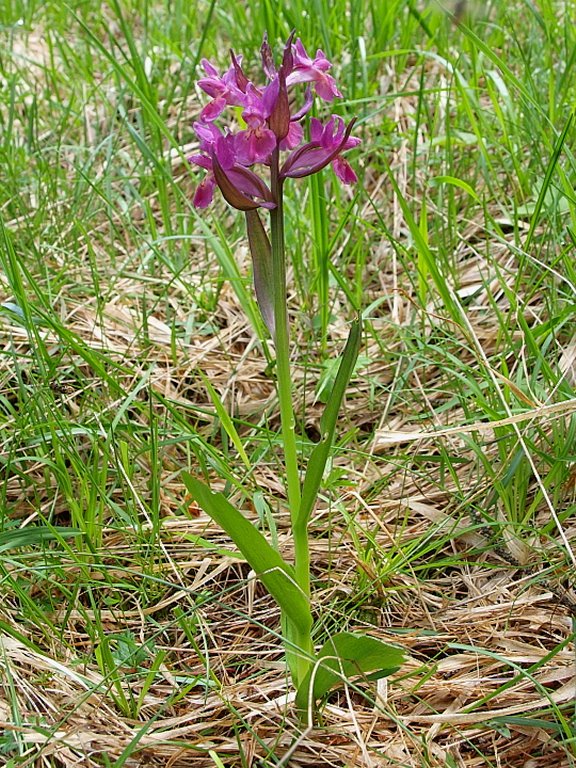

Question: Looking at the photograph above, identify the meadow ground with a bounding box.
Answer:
[0,1,575,766]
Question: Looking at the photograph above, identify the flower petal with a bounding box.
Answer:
[279,121,303,151]
[188,153,212,170]
[280,118,358,180]
[200,96,227,122]
[286,38,342,101]
[332,156,357,184]
[193,174,216,208]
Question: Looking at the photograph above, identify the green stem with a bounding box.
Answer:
[270,151,312,686]
[270,156,301,528]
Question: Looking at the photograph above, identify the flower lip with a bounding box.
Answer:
[234,122,277,165]
[193,174,217,208]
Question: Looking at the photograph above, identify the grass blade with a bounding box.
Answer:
[197,370,251,470]
[0,527,82,554]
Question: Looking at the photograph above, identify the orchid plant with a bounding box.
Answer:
[183,33,403,719]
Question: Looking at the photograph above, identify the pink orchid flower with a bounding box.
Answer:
[286,39,342,102]
[189,33,359,211]
[197,58,247,122]
[280,116,360,184]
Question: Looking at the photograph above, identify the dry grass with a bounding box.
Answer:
[1,222,575,765]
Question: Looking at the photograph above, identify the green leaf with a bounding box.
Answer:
[0,526,82,554]
[298,317,362,530]
[182,473,312,636]
[245,209,274,336]
[315,353,371,405]
[295,632,405,712]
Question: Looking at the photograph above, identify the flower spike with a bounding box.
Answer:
[190,33,360,211]
[183,34,387,717]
